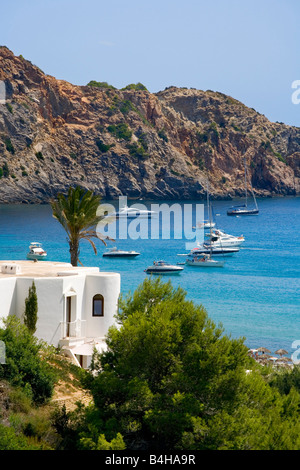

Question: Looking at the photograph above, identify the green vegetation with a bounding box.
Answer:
[24,282,38,334]
[0,317,55,405]
[107,122,132,141]
[121,82,148,91]
[260,140,287,164]
[2,136,15,154]
[0,162,9,178]
[86,80,116,90]
[6,102,13,114]
[52,277,300,451]
[1,278,300,450]
[50,186,110,266]
[95,138,112,153]
[35,151,44,161]
[126,132,149,159]
[119,99,135,115]
[127,142,148,160]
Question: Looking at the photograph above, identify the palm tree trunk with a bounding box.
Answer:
[69,239,79,266]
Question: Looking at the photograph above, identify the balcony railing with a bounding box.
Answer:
[60,319,86,339]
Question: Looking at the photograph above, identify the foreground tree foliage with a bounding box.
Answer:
[73,278,300,450]
[1,279,300,450]
[0,316,55,404]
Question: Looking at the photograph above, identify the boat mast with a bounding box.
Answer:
[244,156,248,208]
[206,180,210,220]
[245,154,259,211]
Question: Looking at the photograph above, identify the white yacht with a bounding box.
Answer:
[26,242,47,260]
[205,229,245,247]
[144,261,184,274]
[103,247,140,258]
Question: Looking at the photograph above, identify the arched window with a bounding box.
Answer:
[93,294,104,317]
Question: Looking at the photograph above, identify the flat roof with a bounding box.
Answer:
[0,260,102,278]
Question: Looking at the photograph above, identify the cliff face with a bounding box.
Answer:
[0,46,299,203]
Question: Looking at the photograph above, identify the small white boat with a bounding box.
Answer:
[103,247,140,258]
[26,242,47,260]
[194,220,216,229]
[186,254,224,268]
[144,260,184,274]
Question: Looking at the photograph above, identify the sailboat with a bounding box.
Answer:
[187,196,225,267]
[227,157,259,216]
[194,181,215,229]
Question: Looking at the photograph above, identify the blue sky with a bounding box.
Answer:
[2,0,300,126]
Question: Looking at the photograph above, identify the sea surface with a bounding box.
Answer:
[0,197,299,356]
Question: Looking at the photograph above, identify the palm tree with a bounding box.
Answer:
[50,186,110,266]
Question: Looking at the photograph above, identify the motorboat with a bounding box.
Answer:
[205,229,245,247]
[186,253,224,268]
[227,156,259,216]
[103,247,140,258]
[26,242,47,260]
[144,260,184,274]
[105,205,157,219]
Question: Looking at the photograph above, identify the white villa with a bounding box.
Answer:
[0,260,120,368]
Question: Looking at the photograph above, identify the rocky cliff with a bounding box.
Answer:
[0,46,299,203]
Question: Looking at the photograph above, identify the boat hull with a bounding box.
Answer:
[190,247,239,256]
[145,268,183,274]
[103,252,140,258]
[27,254,47,260]
[227,209,259,216]
[186,259,224,267]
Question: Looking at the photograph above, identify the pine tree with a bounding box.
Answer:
[24,282,38,334]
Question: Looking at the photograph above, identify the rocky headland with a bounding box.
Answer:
[0,46,299,203]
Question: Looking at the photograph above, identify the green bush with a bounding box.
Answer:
[2,162,9,177]
[35,151,44,161]
[87,81,116,90]
[0,317,55,405]
[107,123,132,141]
[95,139,112,153]
[121,82,148,91]
[6,103,13,114]
[127,142,149,159]
[3,137,15,154]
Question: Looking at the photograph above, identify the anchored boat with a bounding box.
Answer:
[227,156,259,216]
[186,253,224,268]
[144,260,184,274]
[103,247,140,258]
[26,242,47,260]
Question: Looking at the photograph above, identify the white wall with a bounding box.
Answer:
[15,277,65,346]
[0,277,17,327]
[0,270,121,348]
[84,273,120,339]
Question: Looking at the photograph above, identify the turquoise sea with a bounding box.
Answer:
[0,197,299,355]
